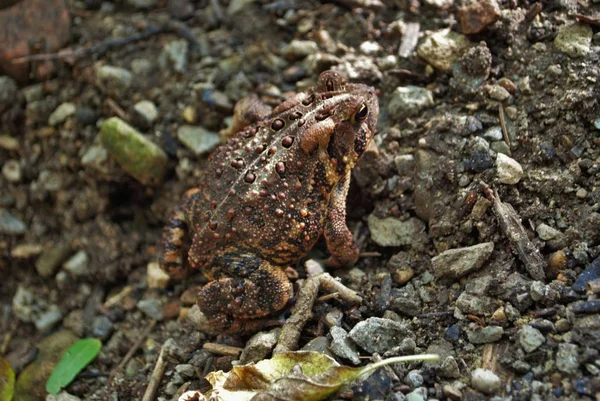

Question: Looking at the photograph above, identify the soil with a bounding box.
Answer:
[1,0,599,400]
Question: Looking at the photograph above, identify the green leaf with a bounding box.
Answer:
[204,351,439,401]
[0,357,15,401]
[45,338,102,394]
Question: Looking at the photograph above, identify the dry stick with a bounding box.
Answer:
[203,342,243,357]
[481,182,546,280]
[141,341,168,401]
[11,20,199,64]
[274,273,362,354]
[499,103,511,148]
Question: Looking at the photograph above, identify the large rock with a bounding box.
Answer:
[349,317,415,354]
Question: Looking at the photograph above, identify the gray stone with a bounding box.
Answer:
[432,242,494,279]
[554,23,593,58]
[488,85,511,101]
[536,223,562,241]
[471,368,501,394]
[175,364,196,378]
[46,391,83,401]
[481,126,503,141]
[95,65,133,98]
[177,125,221,156]
[161,39,188,73]
[406,388,427,401]
[301,336,331,355]
[100,117,168,185]
[35,307,63,333]
[519,325,545,353]
[239,328,280,364]
[63,250,89,276]
[417,29,472,71]
[455,292,496,314]
[0,209,26,235]
[126,0,157,8]
[35,244,71,278]
[439,356,460,378]
[329,326,360,365]
[556,343,579,374]
[530,281,546,302]
[0,76,18,112]
[349,317,415,354]
[405,370,424,389]
[281,40,319,60]
[388,86,434,120]
[138,299,164,320]
[368,215,426,247]
[92,316,113,340]
[497,153,523,184]
[133,100,159,125]
[48,102,76,126]
[467,326,503,344]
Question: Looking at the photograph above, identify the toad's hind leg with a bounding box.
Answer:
[159,188,200,279]
[197,256,292,335]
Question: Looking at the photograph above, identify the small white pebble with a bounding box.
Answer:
[471,368,501,394]
[496,153,523,184]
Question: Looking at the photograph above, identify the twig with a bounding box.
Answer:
[1,321,18,355]
[498,103,511,148]
[103,285,134,309]
[274,273,362,354]
[141,340,168,401]
[482,182,546,280]
[359,251,382,258]
[203,342,243,357]
[106,98,127,120]
[10,20,199,64]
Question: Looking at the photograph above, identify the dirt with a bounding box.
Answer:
[1,0,599,400]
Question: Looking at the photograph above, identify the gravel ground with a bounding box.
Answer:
[1,0,599,400]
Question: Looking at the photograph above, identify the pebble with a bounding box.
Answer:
[239,328,280,364]
[470,149,494,172]
[35,307,63,333]
[444,325,461,342]
[0,76,18,112]
[63,250,89,276]
[301,336,331,355]
[471,368,501,394]
[131,58,154,76]
[406,388,427,401]
[496,153,523,184]
[458,0,501,34]
[281,40,319,60]
[530,281,545,301]
[488,84,511,101]
[161,39,188,73]
[48,102,76,126]
[11,243,43,259]
[519,325,545,353]
[554,23,593,58]
[467,326,503,344]
[556,343,579,374]
[329,326,361,365]
[176,125,221,156]
[175,364,196,378]
[431,242,494,279]
[2,159,22,182]
[535,223,562,241]
[0,208,26,235]
[133,100,159,126]
[138,299,164,321]
[91,316,113,340]
[0,135,19,151]
[95,65,133,98]
[405,370,424,389]
[388,86,434,120]
[481,126,503,141]
[349,317,415,354]
[100,117,168,185]
[455,292,497,314]
[439,356,461,378]
[47,391,83,401]
[126,0,157,8]
[572,256,600,293]
[575,188,587,198]
[367,215,426,247]
[417,29,472,71]
[35,244,71,278]
[443,384,462,400]
[147,262,170,289]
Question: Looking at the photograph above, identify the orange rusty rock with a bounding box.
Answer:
[0,0,70,82]
[458,0,501,35]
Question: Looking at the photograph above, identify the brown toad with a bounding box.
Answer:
[160,70,379,335]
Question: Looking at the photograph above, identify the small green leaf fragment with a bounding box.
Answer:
[45,338,102,395]
[0,357,16,401]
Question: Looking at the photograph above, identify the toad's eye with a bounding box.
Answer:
[354,103,368,122]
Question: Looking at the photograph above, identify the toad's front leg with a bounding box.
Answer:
[196,254,293,335]
[324,171,360,267]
